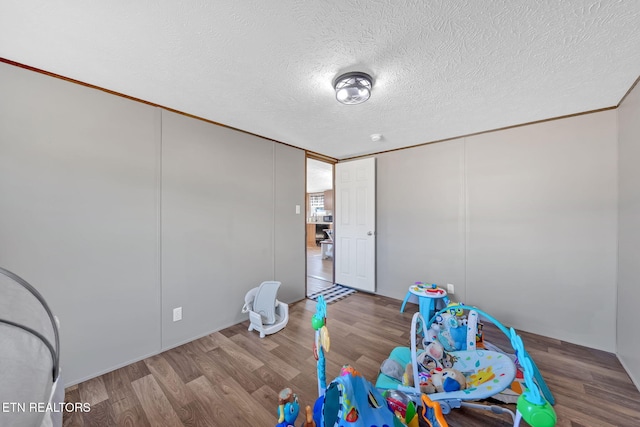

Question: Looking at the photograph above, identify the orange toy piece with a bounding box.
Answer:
[302,405,316,427]
[420,394,448,427]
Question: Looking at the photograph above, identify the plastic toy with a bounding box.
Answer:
[242,281,289,338]
[400,282,450,325]
[383,389,420,426]
[419,394,447,427]
[445,301,465,317]
[312,295,330,396]
[315,366,404,427]
[510,330,557,427]
[276,387,299,427]
[309,297,407,427]
[376,305,557,427]
[301,405,316,427]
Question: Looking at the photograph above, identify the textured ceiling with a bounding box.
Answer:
[1,1,639,159]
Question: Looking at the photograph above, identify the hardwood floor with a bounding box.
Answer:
[306,244,333,295]
[63,292,640,426]
[306,276,333,296]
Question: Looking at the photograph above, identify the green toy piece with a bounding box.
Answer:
[311,314,324,331]
[517,392,557,427]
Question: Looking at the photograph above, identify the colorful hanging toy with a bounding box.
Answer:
[312,295,330,397]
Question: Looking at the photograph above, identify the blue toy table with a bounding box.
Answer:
[400,283,449,323]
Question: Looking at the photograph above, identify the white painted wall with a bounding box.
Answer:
[466,112,617,351]
[618,81,640,385]
[0,62,162,384]
[377,140,466,301]
[0,62,306,385]
[376,111,618,352]
[274,144,307,303]
[161,112,306,349]
[161,111,276,348]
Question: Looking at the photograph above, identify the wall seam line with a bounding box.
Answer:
[273,144,277,280]
[158,108,163,351]
[463,137,469,304]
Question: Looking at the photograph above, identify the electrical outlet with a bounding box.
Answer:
[173,307,182,322]
[447,284,455,295]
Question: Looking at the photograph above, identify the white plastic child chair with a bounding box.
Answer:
[241,281,289,338]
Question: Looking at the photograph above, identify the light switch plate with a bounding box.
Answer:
[173,307,182,322]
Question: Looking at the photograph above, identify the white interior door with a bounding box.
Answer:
[334,157,376,292]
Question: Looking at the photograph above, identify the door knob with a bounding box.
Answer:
[367,231,373,236]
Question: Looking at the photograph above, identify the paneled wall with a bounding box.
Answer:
[274,144,307,303]
[0,63,162,384]
[161,111,306,349]
[160,111,276,349]
[465,112,617,351]
[0,62,305,385]
[618,81,640,386]
[377,111,618,352]
[376,140,466,301]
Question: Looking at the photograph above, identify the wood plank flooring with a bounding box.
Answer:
[306,244,333,295]
[63,292,640,426]
[306,277,332,297]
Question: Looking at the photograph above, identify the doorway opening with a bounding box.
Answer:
[306,157,334,296]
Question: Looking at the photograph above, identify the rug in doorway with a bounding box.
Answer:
[308,284,357,304]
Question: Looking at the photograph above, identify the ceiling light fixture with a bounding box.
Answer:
[333,72,373,105]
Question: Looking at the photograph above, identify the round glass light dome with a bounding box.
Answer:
[334,72,372,105]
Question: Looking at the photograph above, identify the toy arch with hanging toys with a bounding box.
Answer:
[376,304,557,427]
